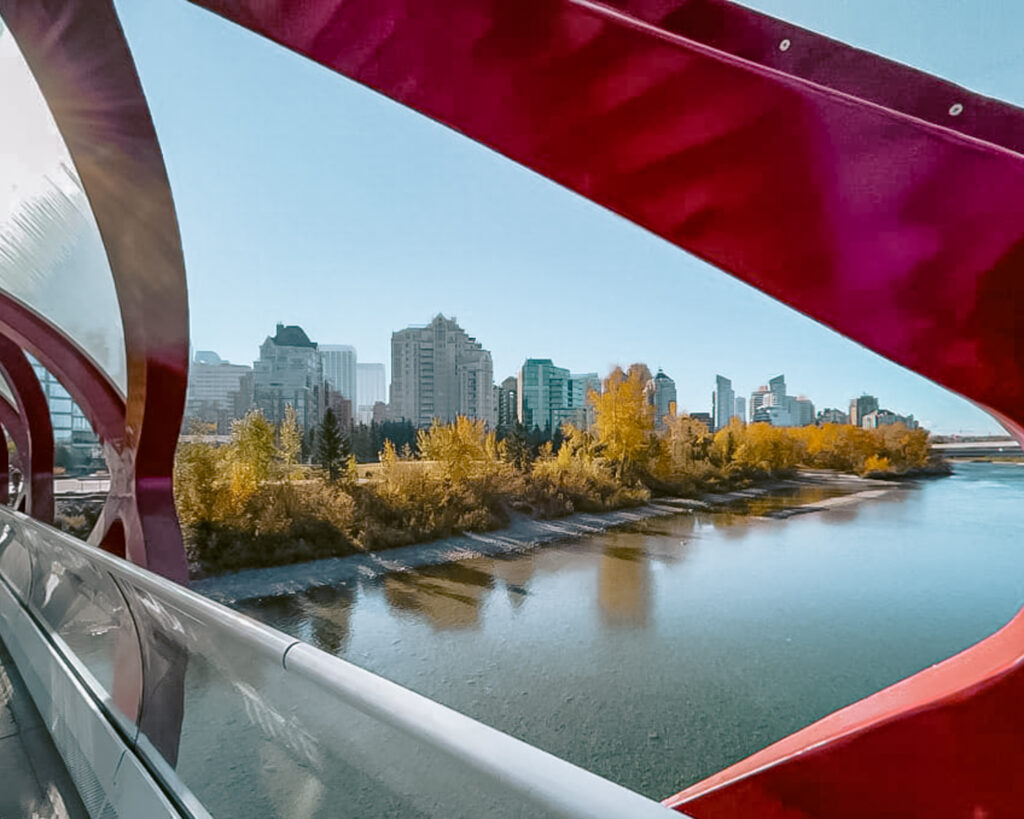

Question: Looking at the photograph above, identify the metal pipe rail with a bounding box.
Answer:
[0,505,682,818]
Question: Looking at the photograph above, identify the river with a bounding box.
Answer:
[234,462,1024,802]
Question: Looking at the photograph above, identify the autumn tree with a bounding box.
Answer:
[656,414,712,477]
[278,405,302,476]
[417,415,496,483]
[174,440,225,528]
[731,422,803,474]
[592,365,655,482]
[878,424,930,469]
[710,417,745,466]
[227,410,276,502]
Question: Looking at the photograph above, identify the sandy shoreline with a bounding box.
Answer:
[191,470,897,604]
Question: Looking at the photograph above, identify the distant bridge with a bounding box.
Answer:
[932,439,1023,458]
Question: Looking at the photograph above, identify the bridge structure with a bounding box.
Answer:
[932,439,1024,459]
[0,1,1023,817]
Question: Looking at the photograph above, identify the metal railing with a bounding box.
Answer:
[0,506,683,818]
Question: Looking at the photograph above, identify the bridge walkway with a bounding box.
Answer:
[0,638,87,819]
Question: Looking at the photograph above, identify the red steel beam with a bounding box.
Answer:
[0,336,53,522]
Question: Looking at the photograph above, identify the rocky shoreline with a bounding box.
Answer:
[192,470,902,604]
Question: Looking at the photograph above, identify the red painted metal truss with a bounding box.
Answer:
[0,2,189,584]
[188,0,1024,816]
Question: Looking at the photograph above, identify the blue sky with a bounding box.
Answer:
[113,0,1023,434]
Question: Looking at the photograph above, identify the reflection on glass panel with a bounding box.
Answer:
[21,524,142,728]
[29,355,96,445]
[0,17,127,394]
[0,366,14,408]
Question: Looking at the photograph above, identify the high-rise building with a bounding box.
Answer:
[689,412,713,429]
[758,404,794,426]
[734,395,746,424]
[712,375,735,431]
[645,369,677,429]
[817,408,849,425]
[749,374,815,427]
[791,397,816,427]
[253,324,324,430]
[326,391,353,428]
[390,314,494,427]
[861,409,918,430]
[749,385,771,420]
[849,394,879,427]
[320,345,357,405]
[356,362,386,425]
[184,350,253,433]
[518,359,598,431]
[495,376,518,429]
[29,356,96,452]
[518,359,569,432]
[568,372,601,429]
[565,374,602,427]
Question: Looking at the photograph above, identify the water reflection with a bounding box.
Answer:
[239,480,904,646]
[598,542,652,628]
[304,585,354,655]
[488,554,535,608]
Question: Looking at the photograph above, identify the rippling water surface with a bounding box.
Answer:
[237,462,1024,800]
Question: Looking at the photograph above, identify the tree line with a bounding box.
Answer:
[174,363,934,577]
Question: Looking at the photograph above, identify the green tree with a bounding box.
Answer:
[316,408,348,481]
[501,422,532,472]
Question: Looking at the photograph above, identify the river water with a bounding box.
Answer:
[235,462,1024,801]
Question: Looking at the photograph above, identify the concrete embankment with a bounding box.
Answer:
[192,471,898,604]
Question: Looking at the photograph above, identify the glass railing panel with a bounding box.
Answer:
[0,17,128,394]
[114,577,308,814]
[0,521,31,599]
[0,369,16,409]
[118,573,572,817]
[113,571,671,817]
[19,521,142,727]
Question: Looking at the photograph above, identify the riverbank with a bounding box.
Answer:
[193,470,898,604]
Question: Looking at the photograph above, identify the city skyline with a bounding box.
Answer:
[189,320,929,434]
[119,0,1021,436]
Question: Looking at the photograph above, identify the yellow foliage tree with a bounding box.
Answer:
[173,441,225,528]
[862,454,892,474]
[656,414,711,478]
[710,417,745,466]
[278,405,303,478]
[592,366,655,481]
[227,410,276,504]
[731,422,803,474]
[416,416,498,483]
